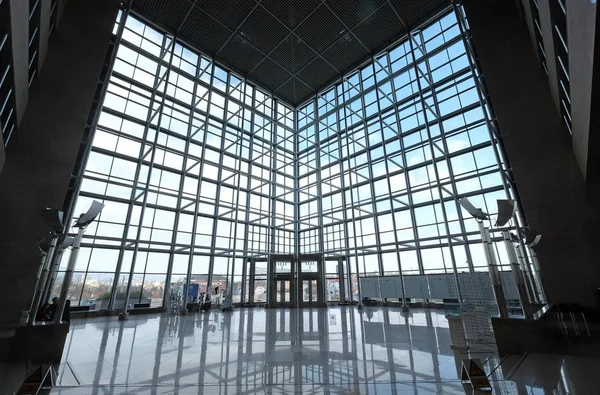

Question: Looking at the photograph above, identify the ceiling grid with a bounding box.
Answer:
[131,0,450,106]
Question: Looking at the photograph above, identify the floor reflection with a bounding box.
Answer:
[49,306,599,394]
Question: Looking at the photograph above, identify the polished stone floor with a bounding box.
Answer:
[47,307,599,394]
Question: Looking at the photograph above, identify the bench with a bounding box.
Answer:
[71,305,91,312]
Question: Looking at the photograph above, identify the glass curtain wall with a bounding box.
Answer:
[56,6,527,309]
[53,12,296,309]
[297,8,522,290]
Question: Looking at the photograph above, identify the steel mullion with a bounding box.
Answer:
[407,32,462,298]
[313,107,327,270]
[117,31,177,314]
[183,62,215,308]
[205,80,232,297]
[371,52,408,297]
[162,50,202,310]
[106,22,167,311]
[269,102,278,256]
[386,48,425,276]
[417,29,477,271]
[240,86,255,301]
[333,82,368,298]
[338,91,364,302]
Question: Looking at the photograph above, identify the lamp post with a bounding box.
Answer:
[458,198,508,318]
[54,201,104,324]
[28,209,65,325]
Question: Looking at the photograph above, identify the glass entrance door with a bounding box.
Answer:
[267,254,324,307]
[297,254,325,307]
[302,279,319,305]
[276,280,291,306]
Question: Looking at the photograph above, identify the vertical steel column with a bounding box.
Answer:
[359,61,385,279]
[386,61,425,278]
[108,31,172,312]
[478,221,508,317]
[241,86,256,301]
[329,88,355,303]
[183,61,216,311]
[502,230,532,318]
[313,99,328,307]
[248,259,256,304]
[163,52,202,310]
[224,94,248,308]
[338,257,346,302]
[416,29,476,273]
[205,73,229,306]
[269,102,277,257]
[408,32,463,301]
[293,101,301,271]
[121,35,177,318]
[371,53,409,309]
[339,91,363,306]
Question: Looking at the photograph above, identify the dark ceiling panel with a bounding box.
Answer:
[237,6,290,54]
[260,0,323,29]
[178,6,232,56]
[294,4,345,54]
[353,3,406,53]
[129,0,452,106]
[322,34,370,73]
[270,36,317,73]
[292,80,315,105]
[219,35,266,76]
[198,0,258,31]
[297,57,339,92]
[325,0,388,27]
[132,0,192,34]
[275,79,297,104]
[389,0,450,28]
[249,58,293,93]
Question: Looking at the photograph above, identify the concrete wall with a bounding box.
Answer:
[0,1,119,329]
[9,0,29,127]
[536,0,561,112]
[462,0,600,307]
[567,1,597,180]
[38,0,52,72]
[589,8,600,182]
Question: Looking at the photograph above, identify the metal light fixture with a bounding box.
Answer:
[524,229,542,247]
[458,198,488,220]
[495,199,515,227]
